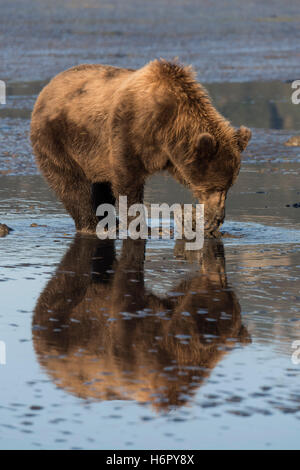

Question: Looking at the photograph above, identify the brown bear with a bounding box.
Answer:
[30,60,251,234]
[32,237,250,410]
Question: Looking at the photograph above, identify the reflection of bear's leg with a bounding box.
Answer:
[91,239,116,284]
[33,235,94,328]
[37,153,98,232]
[111,239,146,312]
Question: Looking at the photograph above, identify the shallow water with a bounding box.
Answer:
[1,0,300,450]
[1,167,300,449]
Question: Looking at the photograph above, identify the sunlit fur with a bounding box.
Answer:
[30,60,251,233]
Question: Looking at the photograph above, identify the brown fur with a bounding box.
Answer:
[30,60,251,233]
[32,237,250,410]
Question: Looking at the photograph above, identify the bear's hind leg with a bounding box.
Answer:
[36,154,98,232]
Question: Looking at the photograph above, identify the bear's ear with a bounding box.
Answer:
[196,133,218,156]
[236,126,252,152]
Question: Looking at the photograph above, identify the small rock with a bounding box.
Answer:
[0,224,13,237]
[30,223,48,227]
[285,136,300,146]
[220,231,244,239]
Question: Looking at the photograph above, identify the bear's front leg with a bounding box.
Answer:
[112,165,146,216]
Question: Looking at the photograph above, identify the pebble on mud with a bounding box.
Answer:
[284,136,300,146]
[30,223,48,227]
[0,224,13,237]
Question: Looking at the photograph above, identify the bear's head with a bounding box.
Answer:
[192,125,252,236]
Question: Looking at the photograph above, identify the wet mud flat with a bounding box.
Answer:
[1,0,300,83]
[1,88,300,449]
[0,222,300,449]
[0,142,300,449]
[1,80,300,450]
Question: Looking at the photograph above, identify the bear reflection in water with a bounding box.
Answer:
[33,237,250,411]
